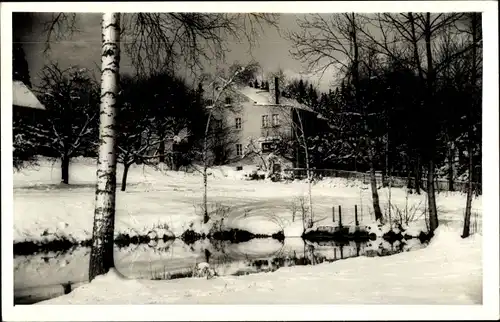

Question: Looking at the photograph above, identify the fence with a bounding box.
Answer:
[283,168,482,194]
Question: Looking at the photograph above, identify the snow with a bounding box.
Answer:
[37,225,482,305]
[8,157,496,319]
[12,81,45,110]
[13,157,482,243]
[237,85,314,112]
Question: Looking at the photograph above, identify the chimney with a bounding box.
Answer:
[274,77,279,105]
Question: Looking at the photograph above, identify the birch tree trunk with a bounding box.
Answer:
[295,110,313,228]
[89,13,121,282]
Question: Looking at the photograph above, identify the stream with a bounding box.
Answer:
[14,237,425,304]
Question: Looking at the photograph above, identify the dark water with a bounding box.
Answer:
[14,237,425,305]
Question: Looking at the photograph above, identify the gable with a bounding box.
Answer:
[13,81,45,110]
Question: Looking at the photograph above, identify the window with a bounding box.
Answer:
[272,114,280,126]
[261,142,273,153]
[225,97,232,104]
[236,144,243,156]
[235,117,242,129]
[261,115,269,128]
[213,119,222,129]
[206,99,213,106]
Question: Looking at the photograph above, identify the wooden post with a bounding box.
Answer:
[355,205,359,226]
[334,248,337,260]
[338,205,342,228]
[332,206,335,222]
[340,245,344,259]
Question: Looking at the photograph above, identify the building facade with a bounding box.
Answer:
[207,78,323,169]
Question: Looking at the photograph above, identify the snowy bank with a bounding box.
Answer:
[13,157,482,244]
[38,226,481,305]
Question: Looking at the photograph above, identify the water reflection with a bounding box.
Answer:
[14,237,424,304]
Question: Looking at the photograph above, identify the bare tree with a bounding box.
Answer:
[356,12,467,233]
[242,137,270,171]
[288,13,384,222]
[199,68,245,223]
[291,108,315,228]
[462,12,482,238]
[34,64,99,184]
[121,13,279,76]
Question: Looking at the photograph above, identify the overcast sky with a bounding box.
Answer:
[15,13,339,92]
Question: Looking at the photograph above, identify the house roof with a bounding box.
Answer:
[236,86,315,113]
[13,80,45,110]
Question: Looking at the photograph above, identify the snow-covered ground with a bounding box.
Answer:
[36,225,481,305]
[13,157,482,244]
[8,157,495,319]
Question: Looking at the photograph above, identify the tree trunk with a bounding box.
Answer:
[158,138,165,163]
[350,13,383,222]
[298,112,314,228]
[89,13,120,282]
[462,12,479,238]
[424,12,439,234]
[408,13,425,196]
[61,154,70,184]
[382,117,390,187]
[381,165,387,188]
[462,143,473,238]
[406,161,413,189]
[202,112,212,224]
[121,162,131,192]
[415,156,421,194]
[448,141,455,191]
[427,159,439,233]
[368,147,383,222]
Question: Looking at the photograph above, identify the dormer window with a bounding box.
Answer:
[225,97,232,104]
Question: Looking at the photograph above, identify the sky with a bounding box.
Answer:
[15,13,340,93]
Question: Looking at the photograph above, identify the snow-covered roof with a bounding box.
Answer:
[237,86,315,113]
[13,80,45,110]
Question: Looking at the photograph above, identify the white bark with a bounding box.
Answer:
[89,13,120,281]
[201,67,245,224]
[294,109,313,228]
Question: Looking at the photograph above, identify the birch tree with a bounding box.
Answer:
[291,107,315,228]
[88,13,121,281]
[200,68,245,223]
[35,12,279,279]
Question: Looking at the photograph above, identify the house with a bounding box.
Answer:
[12,80,46,165]
[206,77,327,170]
[13,80,45,114]
[12,80,45,131]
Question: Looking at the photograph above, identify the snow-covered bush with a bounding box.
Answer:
[192,262,217,279]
